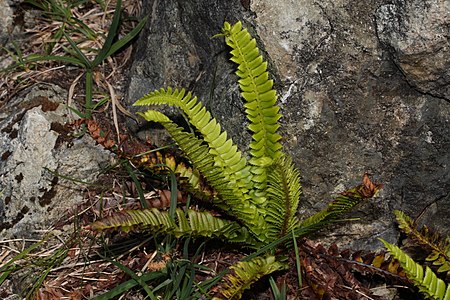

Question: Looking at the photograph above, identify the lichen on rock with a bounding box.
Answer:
[0,84,112,238]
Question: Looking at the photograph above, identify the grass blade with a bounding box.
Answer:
[168,168,178,221]
[92,0,122,65]
[24,0,46,10]
[46,25,65,54]
[92,271,164,300]
[104,16,148,59]
[63,31,92,67]
[72,17,97,40]
[84,69,94,118]
[26,246,69,298]
[292,229,302,290]
[0,239,46,284]
[269,276,287,300]
[106,258,157,299]
[1,54,85,72]
[121,160,148,208]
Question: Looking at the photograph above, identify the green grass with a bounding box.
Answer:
[2,0,146,119]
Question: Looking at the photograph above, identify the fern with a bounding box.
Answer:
[214,255,286,300]
[265,155,301,239]
[128,145,215,201]
[91,20,382,299]
[137,108,267,239]
[394,210,450,275]
[220,21,282,200]
[90,208,257,245]
[298,173,381,235]
[380,239,450,300]
[134,88,251,187]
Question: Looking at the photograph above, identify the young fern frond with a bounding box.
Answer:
[220,21,282,163]
[380,239,450,300]
[134,89,256,204]
[214,255,287,300]
[265,155,301,240]
[394,210,450,275]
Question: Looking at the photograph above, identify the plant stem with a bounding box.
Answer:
[85,69,93,118]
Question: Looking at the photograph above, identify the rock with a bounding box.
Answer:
[0,0,14,48]
[376,0,450,100]
[125,0,450,250]
[0,84,111,239]
[125,0,253,147]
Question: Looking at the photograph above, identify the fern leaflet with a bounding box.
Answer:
[297,174,382,235]
[265,155,301,240]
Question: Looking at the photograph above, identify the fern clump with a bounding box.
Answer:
[91,21,382,299]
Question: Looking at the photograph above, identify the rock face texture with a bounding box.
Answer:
[126,0,449,250]
[0,84,111,238]
[126,0,254,147]
[376,0,449,99]
[0,0,14,48]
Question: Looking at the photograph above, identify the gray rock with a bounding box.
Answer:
[125,0,450,250]
[376,0,450,100]
[0,84,111,238]
[126,0,253,147]
[0,0,14,48]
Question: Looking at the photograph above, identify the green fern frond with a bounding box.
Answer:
[136,109,222,191]
[380,239,450,300]
[297,174,382,235]
[134,88,251,190]
[265,155,302,240]
[394,210,450,275]
[215,255,287,300]
[90,208,257,244]
[220,21,282,199]
[220,21,282,162]
[134,89,256,201]
[136,109,268,241]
